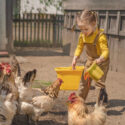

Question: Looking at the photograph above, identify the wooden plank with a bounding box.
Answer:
[57,15,60,46]
[53,15,56,46]
[107,35,111,70]
[67,12,71,29]
[6,0,13,51]
[108,16,117,33]
[109,36,114,71]
[37,13,40,42]
[48,14,50,42]
[26,14,29,42]
[116,11,120,35]
[64,13,67,28]
[34,14,36,42]
[104,11,108,34]
[22,13,25,42]
[117,37,125,73]
[18,14,21,42]
[41,14,44,41]
[120,16,125,32]
[45,14,47,42]
[113,37,119,72]
[99,16,105,29]
[30,13,32,42]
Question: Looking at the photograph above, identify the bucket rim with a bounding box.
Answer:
[55,66,84,72]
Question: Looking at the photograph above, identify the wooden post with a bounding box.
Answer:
[116,11,120,35]
[0,0,7,51]
[53,15,56,46]
[104,11,109,34]
[6,0,13,53]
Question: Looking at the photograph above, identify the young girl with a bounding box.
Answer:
[72,10,109,104]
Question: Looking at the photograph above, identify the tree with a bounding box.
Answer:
[39,0,65,12]
[13,0,66,16]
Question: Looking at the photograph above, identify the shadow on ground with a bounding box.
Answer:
[87,99,125,116]
[37,120,67,125]
[12,111,68,125]
[107,99,125,116]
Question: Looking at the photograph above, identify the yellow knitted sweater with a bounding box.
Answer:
[74,28,109,59]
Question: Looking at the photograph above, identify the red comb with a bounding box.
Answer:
[57,78,63,84]
[68,92,76,100]
[0,63,11,75]
[70,92,76,97]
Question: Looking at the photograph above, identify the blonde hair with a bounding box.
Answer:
[77,9,97,25]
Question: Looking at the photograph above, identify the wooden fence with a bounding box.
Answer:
[63,10,125,73]
[13,13,64,47]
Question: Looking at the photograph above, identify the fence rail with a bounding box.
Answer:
[13,13,64,47]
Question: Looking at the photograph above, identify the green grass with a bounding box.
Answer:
[32,80,52,88]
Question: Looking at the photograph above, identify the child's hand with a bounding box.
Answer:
[96,56,105,64]
[72,56,78,70]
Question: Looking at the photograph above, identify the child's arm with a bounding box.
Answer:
[72,56,79,70]
[96,34,109,64]
[72,33,84,69]
[74,34,84,57]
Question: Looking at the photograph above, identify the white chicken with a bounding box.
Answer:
[0,93,18,125]
[17,69,43,124]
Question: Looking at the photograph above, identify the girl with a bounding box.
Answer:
[72,10,109,104]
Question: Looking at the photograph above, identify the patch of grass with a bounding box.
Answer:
[32,80,52,88]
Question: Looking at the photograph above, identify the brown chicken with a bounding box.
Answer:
[67,92,106,125]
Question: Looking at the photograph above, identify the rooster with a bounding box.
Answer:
[0,55,20,85]
[0,93,18,125]
[0,62,11,85]
[67,91,106,125]
[0,56,20,100]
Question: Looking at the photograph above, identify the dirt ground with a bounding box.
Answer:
[1,47,125,125]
